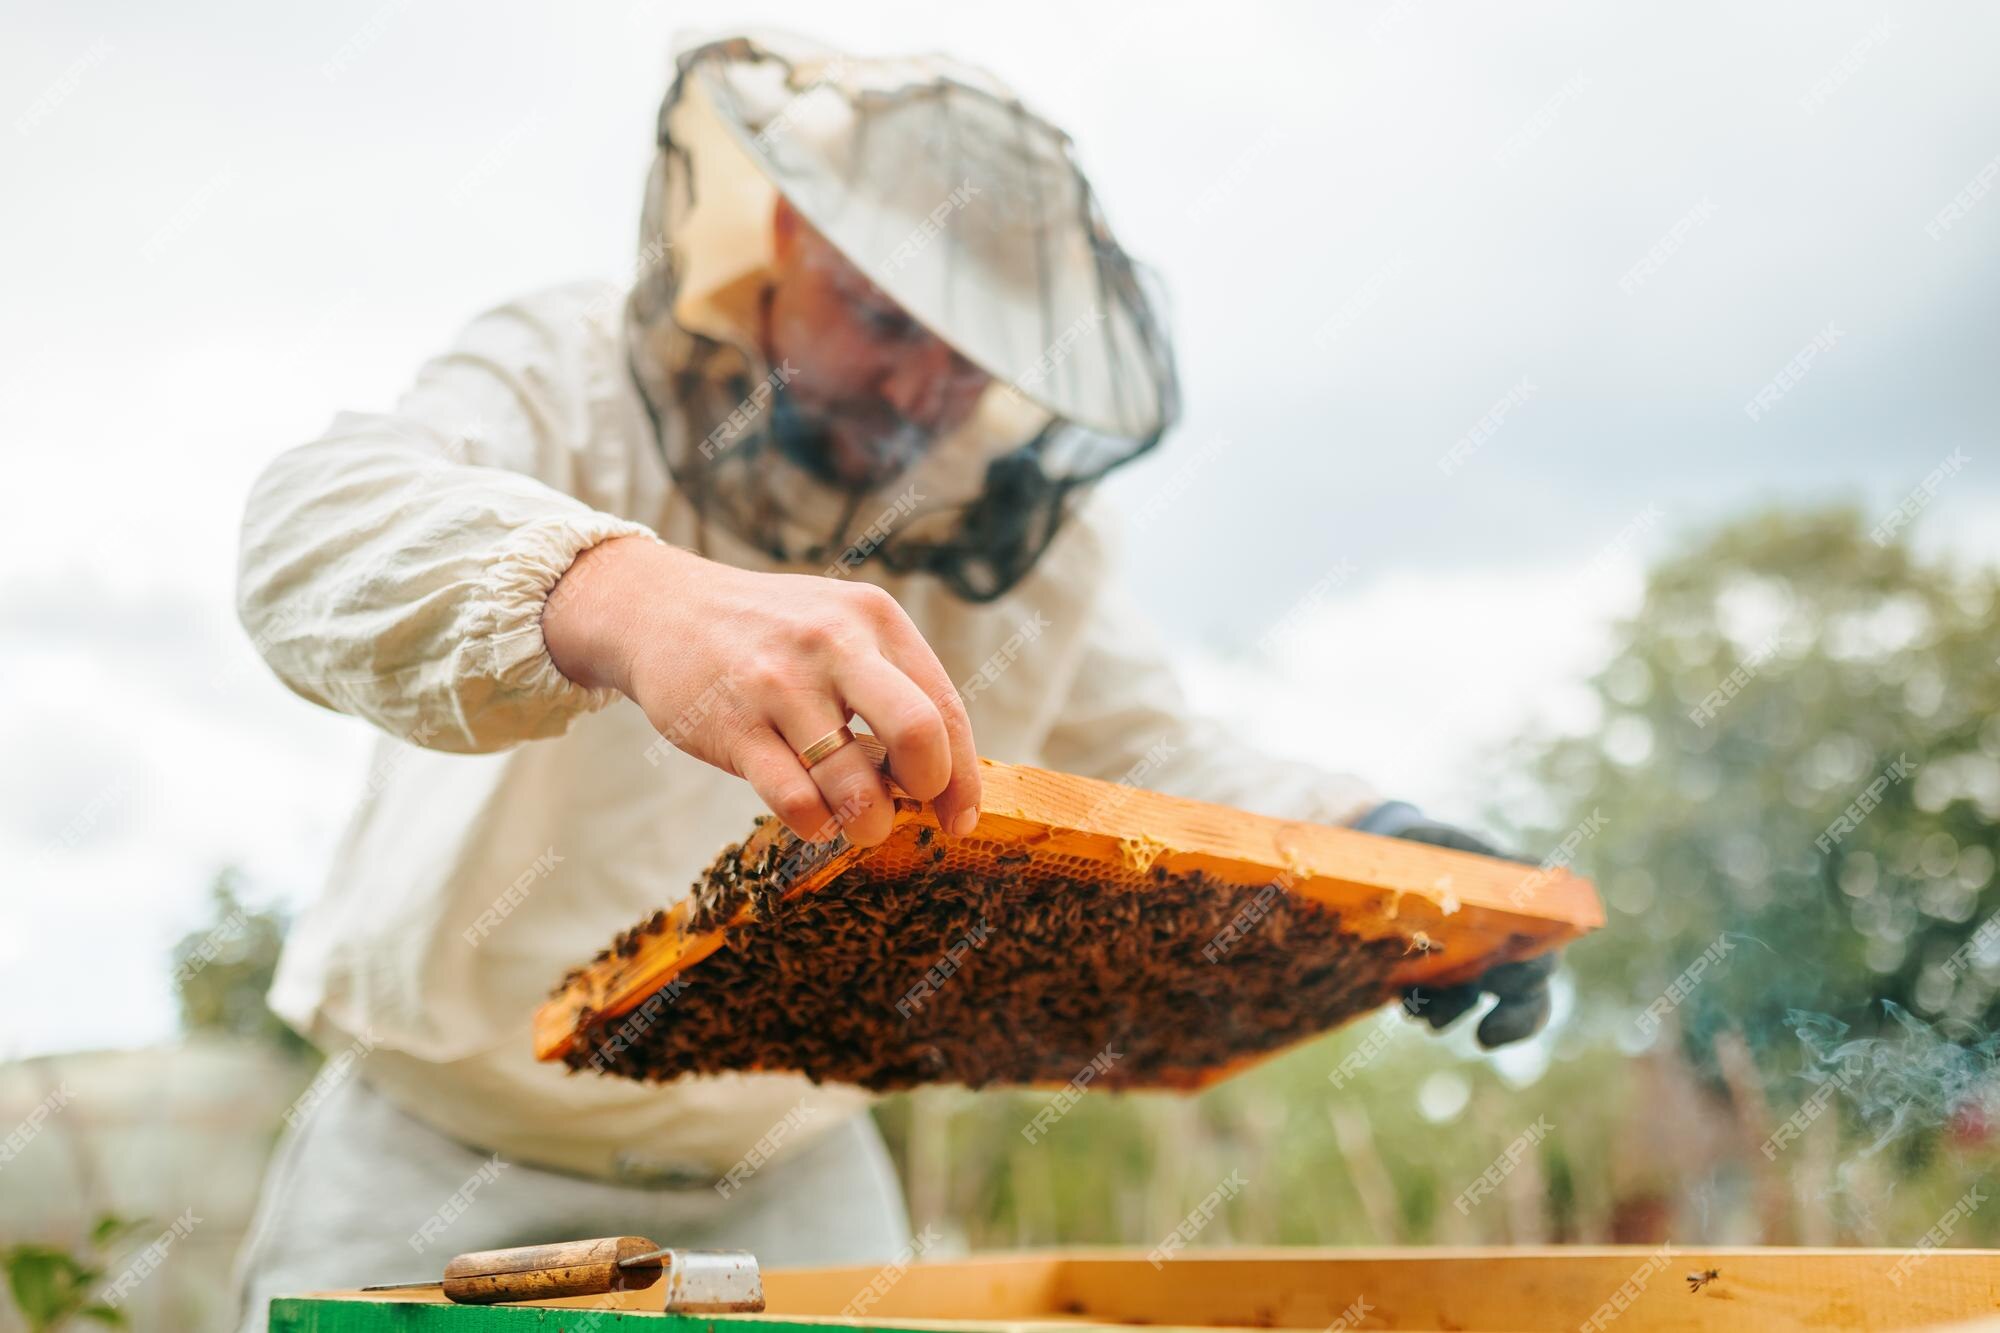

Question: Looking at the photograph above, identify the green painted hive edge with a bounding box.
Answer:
[269,1302,943,1333]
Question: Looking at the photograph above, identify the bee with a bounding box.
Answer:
[1404,931,1438,955]
[916,825,936,847]
[995,849,1032,867]
[1686,1269,1719,1293]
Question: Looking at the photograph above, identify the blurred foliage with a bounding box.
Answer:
[0,1216,147,1332]
[171,870,312,1059]
[878,505,2000,1251]
[877,1026,1652,1250]
[1533,505,2000,1053]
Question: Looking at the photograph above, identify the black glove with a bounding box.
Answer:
[1355,802,1559,1049]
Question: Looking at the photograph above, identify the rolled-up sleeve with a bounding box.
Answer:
[237,295,657,753]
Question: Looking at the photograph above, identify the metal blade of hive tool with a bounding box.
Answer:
[637,1249,767,1312]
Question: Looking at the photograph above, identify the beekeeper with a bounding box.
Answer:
[231,30,1554,1328]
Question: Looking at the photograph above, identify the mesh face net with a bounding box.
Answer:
[626,32,1180,601]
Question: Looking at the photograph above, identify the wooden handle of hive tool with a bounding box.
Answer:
[440,1236,661,1304]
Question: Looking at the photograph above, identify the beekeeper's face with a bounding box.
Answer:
[764,197,990,490]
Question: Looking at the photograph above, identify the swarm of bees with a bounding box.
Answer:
[561,816,1415,1090]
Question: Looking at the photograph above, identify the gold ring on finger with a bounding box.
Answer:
[798,725,857,770]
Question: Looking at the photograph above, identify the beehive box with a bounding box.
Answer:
[278,1248,2000,1331]
[535,741,1602,1090]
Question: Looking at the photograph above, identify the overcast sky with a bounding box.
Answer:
[3,1,1995,1056]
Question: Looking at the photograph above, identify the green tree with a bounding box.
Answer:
[171,869,311,1058]
[1521,505,1999,1071]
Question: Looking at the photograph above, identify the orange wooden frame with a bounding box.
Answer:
[534,743,1601,1085]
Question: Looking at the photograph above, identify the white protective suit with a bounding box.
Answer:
[230,30,1380,1323]
[238,276,1380,1178]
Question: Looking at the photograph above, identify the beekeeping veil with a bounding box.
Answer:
[627,32,1179,601]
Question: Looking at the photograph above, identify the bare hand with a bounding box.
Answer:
[543,536,981,847]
